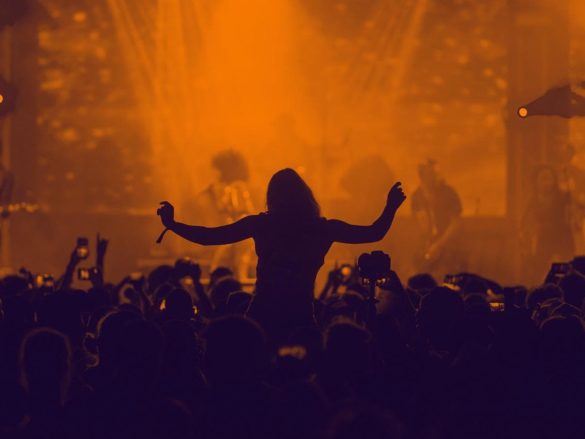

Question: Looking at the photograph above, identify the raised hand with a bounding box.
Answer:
[157,201,175,229]
[68,247,83,268]
[96,233,109,263]
[189,262,202,283]
[387,182,406,211]
[89,266,103,288]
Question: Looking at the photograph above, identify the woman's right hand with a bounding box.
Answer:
[387,182,406,210]
[157,201,176,229]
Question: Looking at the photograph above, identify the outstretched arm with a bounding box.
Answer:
[327,182,406,244]
[157,201,257,245]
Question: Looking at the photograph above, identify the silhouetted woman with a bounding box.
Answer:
[157,168,406,338]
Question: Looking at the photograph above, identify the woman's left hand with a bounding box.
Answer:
[387,182,406,210]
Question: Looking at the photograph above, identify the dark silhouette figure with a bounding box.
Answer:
[417,286,464,354]
[202,316,273,439]
[162,288,194,322]
[521,165,575,281]
[2,180,585,439]
[320,320,373,402]
[411,160,463,276]
[158,168,406,338]
[558,271,585,309]
[18,327,72,438]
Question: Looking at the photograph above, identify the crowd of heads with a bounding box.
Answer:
[0,244,584,439]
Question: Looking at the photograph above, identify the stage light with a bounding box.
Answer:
[518,82,585,119]
[0,77,16,117]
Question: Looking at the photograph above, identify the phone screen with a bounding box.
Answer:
[489,302,505,312]
[35,274,54,288]
[78,268,90,281]
[277,345,307,360]
[340,264,353,279]
[76,237,89,259]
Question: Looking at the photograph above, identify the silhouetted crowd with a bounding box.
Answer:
[0,246,584,439]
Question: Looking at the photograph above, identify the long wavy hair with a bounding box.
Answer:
[266,168,320,220]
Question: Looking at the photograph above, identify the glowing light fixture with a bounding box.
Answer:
[0,77,16,117]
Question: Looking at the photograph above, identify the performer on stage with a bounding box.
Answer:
[195,150,255,279]
[411,160,464,278]
[557,144,585,254]
[521,165,575,281]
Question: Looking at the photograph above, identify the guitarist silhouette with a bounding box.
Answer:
[412,160,464,277]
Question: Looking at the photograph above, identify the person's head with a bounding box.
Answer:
[324,319,372,377]
[463,293,491,320]
[19,328,71,409]
[407,273,437,292]
[225,291,252,315]
[203,315,266,386]
[526,284,563,311]
[211,149,249,183]
[559,272,585,309]
[153,282,176,310]
[532,297,564,327]
[0,274,29,298]
[2,294,34,324]
[457,274,490,296]
[209,266,233,289]
[288,325,324,373]
[96,310,142,368]
[36,291,85,347]
[148,265,174,294]
[539,316,585,371]
[417,286,464,350]
[209,277,242,314]
[418,160,440,192]
[163,288,194,321]
[571,256,585,276]
[267,168,320,220]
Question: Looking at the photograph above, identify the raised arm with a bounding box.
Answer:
[157,201,257,245]
[327,182,406,244]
